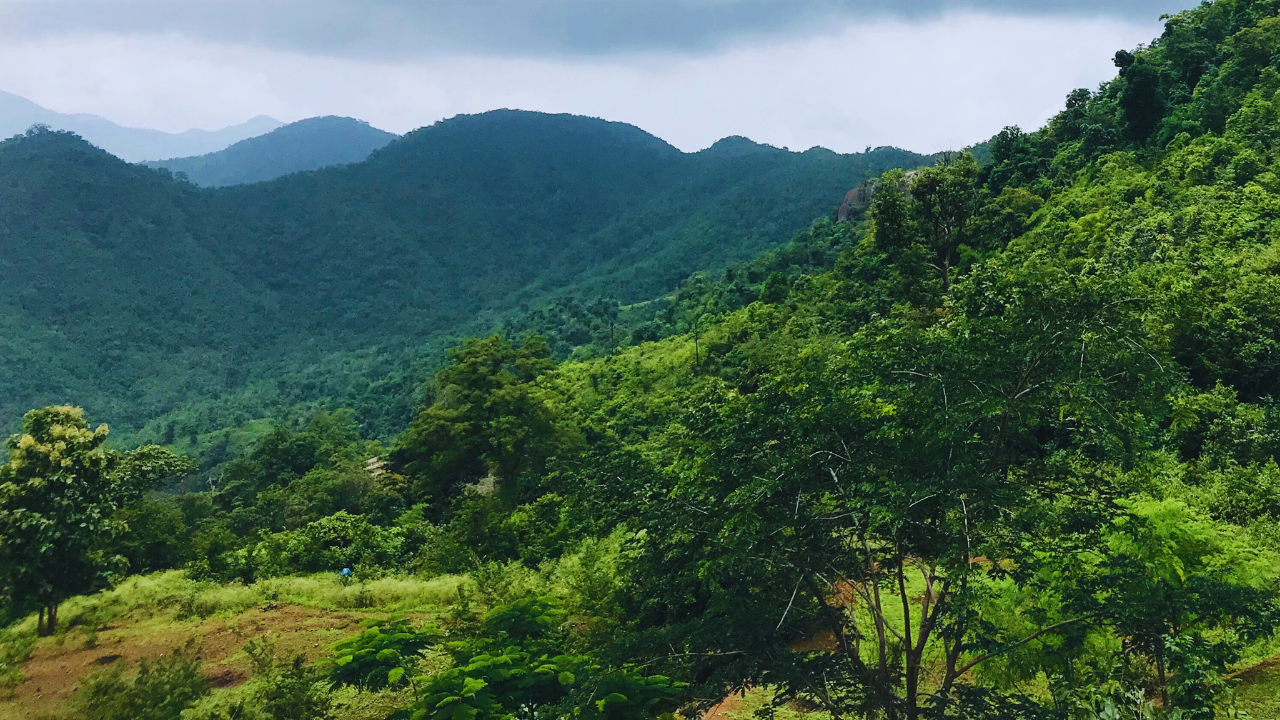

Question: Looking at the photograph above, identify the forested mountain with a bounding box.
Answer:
[0,111,929,443]
[13,3,1280,719]
[143,116,398,187]
[0,89,282,162]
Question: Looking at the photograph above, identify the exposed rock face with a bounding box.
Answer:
[837,170,920,222]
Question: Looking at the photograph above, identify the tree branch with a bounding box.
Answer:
[953,615,1097,678]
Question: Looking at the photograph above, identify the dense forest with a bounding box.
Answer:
[0,111,928,448]
[7,1,1280,718]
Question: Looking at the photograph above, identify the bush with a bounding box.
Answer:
[410,596,682,720]
[227,511,407,580]
[326,617,440,691]
[247,640,333,720]
[193,639,332,720]
[71,643,208,720]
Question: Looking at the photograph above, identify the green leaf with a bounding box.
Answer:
[557,671,575,686]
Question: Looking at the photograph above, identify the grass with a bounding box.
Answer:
[708,687,830,720]
[1232,656,1280,719]
[0,570,468,719]
[16,571,469,632]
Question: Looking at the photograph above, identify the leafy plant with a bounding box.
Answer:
[72,643,208,720]
[328,617,440,691]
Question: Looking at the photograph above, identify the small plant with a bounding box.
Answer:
[239,638,333,720]
[71,642,208,720]
[0,629,35,687]
[327,617,439,691]
[409,596,683,720]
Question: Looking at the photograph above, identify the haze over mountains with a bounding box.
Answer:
[0,109,929,443]
[144,116,399,187]
[0,89,283,162]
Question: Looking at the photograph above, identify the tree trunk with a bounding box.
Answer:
[37,603,58,636]
[1156,651,1168,708]
[898,564,919,720]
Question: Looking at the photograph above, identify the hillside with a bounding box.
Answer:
[0,112,930,442]
[7,2,1280,720]
[0,90,282,162]
[144,117,399,187]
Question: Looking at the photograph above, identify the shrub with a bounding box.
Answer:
[229,511,407,580]
[71,643,208,720]
[409,596,683,720]
[248,642,333,720]
[194,639,333,720]
[326,617,440,691]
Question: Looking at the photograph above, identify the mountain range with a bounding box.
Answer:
[0,109,930,443]
[143,116,399,187]
[0,89,284,162]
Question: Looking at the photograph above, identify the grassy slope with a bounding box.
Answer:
[0,572,466,719]
[5,571,1274,718]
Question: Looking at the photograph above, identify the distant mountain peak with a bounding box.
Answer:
[145,115,398,187]
[0,89,283,161]
[701,135,782,156]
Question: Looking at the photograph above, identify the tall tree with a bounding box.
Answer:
[0,406,191,634]
[909,153,979,290]
[394,336,562,511]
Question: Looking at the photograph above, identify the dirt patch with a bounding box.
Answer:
[0,604,365,720]
[703,693,745,720]
[204,668,245,689]
[1230,653,1280,682]
[789,629,837,653]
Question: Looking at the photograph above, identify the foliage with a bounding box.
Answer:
[229,511,408,581]
[328,617,441,691]
[393,336,563,510]
[72,643,209,720]
[0,406,190,632]
[409,596,683,720]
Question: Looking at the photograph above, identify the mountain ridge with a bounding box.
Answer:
[0,89,283,162]
[144,116,398,187]
[0,110,932,440]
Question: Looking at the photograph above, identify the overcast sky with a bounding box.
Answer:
[0,1,1199,153]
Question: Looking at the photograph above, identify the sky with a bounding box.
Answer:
[0,0,1201,154]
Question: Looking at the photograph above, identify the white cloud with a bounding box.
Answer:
[0,12,1160,152]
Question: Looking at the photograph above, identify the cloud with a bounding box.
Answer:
[0,12,1158,152]
[0,0,1196,60]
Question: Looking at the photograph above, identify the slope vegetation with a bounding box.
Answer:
[0,112,929,441]
[144,117,398,187]
[7,2,1280,719]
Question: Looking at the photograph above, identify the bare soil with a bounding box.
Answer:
[0,604,364,719]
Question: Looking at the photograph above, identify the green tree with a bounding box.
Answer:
[609,256,1176,720]
[0,406,191,634]
[394,336,562,510]
[908,152,979,289]
[1066,499,1279,714]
